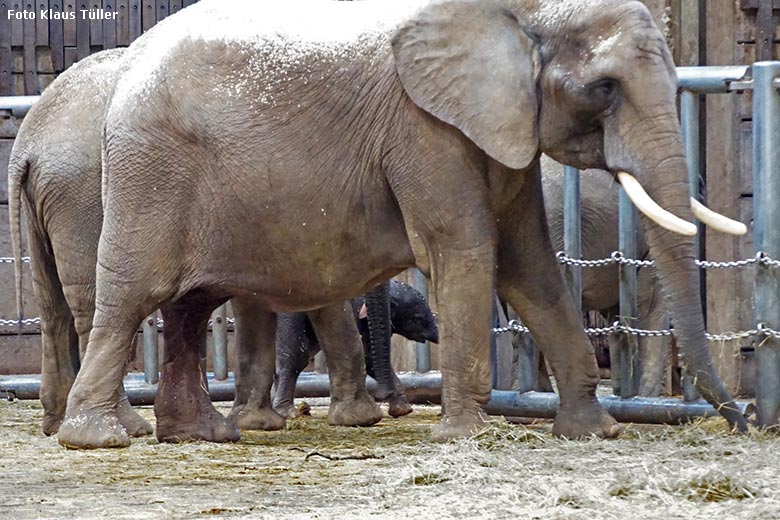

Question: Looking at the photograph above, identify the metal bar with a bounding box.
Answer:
[0,95,40,117]
[676,66,751,93]
[753,62,780,429]
[142,312,159,385]
[618,188,639,398]
[680,89,702,402]
[412,268,431,373]
[211,304,228,381]
[490,297,499,388]
[563,166,582,314]
[0,373,755,425]
[486,391,755,425]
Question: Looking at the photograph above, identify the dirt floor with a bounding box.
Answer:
[3,398,780,520]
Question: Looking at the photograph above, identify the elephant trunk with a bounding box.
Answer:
[633,151,748,432]
[363,281,395,400]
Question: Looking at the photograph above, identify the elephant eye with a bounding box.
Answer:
[587,78,619,110]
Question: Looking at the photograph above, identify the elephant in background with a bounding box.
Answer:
[274,279,439,419]
[55,0,749,449]
[7,48,398,439]
[542,156,669,397]
[7,49,153,437]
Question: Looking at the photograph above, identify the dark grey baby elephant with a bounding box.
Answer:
[274,279,438,419]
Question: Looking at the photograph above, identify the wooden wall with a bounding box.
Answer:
[0,1,199,96]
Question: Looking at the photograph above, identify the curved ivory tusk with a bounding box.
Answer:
[690,198,748,235]
[617,172,698,236]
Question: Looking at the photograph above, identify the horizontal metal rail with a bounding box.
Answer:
[0,371,755,426]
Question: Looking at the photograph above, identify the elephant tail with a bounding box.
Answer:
[7,153,29,327]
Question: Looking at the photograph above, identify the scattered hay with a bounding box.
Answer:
[3,399,780,519]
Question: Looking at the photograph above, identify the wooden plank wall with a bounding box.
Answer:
[0,0,196,97]
[702,1,773,396]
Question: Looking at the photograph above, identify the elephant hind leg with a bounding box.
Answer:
[308,302,382,427]
[155,292,240,443]
[26,220,80,436]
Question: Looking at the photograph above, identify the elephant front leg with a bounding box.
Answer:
[428,248,494,441]
[228,298,285,431]
[308,303,382,427]
[496,165,620,439]
[154,299,240,443]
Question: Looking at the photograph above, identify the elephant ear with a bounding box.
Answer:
[391,0,540,170]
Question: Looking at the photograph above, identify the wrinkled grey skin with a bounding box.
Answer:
[58,0,746,449]
[541,157,669,396]
[7,49,391,441]
[7,49,153,437]
[273,279,439,419]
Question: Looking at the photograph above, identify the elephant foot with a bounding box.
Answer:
[552,399,621,439]
[431,410,489,442]
[58,407,130,449]
[156,407,240,444]
[41,410,64,436]
[328,392,382,427]
[273,400,302,420]
[388,395,413,418]
[117,395,153,437]
[228,403,285,431]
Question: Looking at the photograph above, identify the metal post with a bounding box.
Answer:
[618,189,640,398]
[412,269,431,373]
[491,297,499,389]
[563,166,582,314]
[211,304,228,381]
[680,89,702,402]
[142,311,159,385]
[752,62,780,429]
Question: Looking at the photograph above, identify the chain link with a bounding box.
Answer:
[556,250,780,270]
[153,316,236,330]
[492,319,780,342]
[0,257,31,264]
[0,317,40,327]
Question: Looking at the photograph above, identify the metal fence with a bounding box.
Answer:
[1,63,779,426]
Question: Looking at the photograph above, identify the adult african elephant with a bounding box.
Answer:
[274,279,439,419]
[7,48,398,439]
[542,157,669,396]
[56,0,748,449]
[7,49,153,437]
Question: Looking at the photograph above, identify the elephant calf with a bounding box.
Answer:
[274,279,439,419]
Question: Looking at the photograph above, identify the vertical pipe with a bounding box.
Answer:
[412,269,431,373]
[491,296,499,389]
[142,311,159,385]
[211,304,228,381]
[753,62,780,429]
[514,331,538,394]
[680,89,702,402]
[618,189,639,398]
[563,166,582,314]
